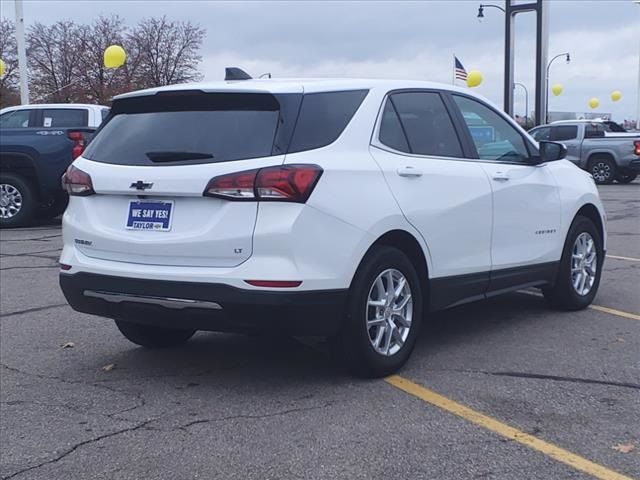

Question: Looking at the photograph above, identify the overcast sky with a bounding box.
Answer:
[2,0,639,121]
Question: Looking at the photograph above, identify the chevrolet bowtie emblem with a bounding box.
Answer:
[130,181,154,191]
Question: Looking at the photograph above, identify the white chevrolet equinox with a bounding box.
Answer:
[59,75,606,377]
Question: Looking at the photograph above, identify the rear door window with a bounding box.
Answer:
[41,109,88,127]
[288,90,368,153]
[550,125,578,141]
[389,92,463,158]
[378,98,410,153]
[530,127,550,141]
[0,110,33,128]
[585,123,606,138]
[84,92,302,166]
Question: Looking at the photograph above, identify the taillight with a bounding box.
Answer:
[68,131,86,160]
[634,140,640,156]
[61,165,95,196]
[204,170,258,200]
[204,165,323,203]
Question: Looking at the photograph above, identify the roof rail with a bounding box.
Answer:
[225,67,252,81]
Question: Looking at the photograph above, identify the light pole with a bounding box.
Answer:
[545,52,570,124]
[635,1,640,130]
[476,1,548,125]
[14,0,29,104]
[514,82,529,125]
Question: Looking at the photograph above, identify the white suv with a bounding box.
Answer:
[59,77,606,377]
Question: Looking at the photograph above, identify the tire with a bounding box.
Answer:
[588,156,616,185]
[38,194,69,219]
[615,173,637,184]
[0,173,37,228]
[543,215,603,311]
[115,320,196,348]
[333,246,423,378]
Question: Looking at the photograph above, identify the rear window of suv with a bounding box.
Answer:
[83,90,368,166]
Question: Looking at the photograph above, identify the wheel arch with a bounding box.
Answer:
[356,229,431,309]
[574,203,605,247]
[0,152,41,196]
[586,151,616,166]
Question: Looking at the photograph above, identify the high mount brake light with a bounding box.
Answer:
[61,165,95,196]
[204,165,323,203]
[68,131,86,160]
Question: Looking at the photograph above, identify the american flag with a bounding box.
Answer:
[455,57,467,81]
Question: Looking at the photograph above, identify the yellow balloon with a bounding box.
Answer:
[551,83,563,96]
[104,45,126,69]
[610,90,622,102]
[588,98,599,109]
[466,70,483,88]
[0,59,5,78]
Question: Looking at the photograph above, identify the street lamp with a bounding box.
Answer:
[545,52,570,124]
[514,82,529,126]
[477,3,506,22]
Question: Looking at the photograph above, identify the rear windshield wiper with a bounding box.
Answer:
[146,151,214,162]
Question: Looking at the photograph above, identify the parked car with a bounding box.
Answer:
[529,121,640,184]
[549,119,638,138]
[0,103,109,226]
[59,76,606,377]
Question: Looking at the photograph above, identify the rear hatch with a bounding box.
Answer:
[72,89,302,267]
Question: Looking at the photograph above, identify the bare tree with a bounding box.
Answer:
[129,16,205,88]
[0,19,20,107]
[27,20,84,102]
[8,16,205,106]
[75,15,133,104]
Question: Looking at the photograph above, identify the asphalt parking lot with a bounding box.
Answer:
[1,184,638,480]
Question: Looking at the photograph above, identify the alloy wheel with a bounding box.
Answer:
[366,268,413,356]
[0,184,23,219]
[571,232,597,296]
[591,162,612,183]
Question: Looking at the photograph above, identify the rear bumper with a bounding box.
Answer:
[60,272,347,336]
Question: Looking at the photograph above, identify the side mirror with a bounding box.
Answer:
[539,141,567,162]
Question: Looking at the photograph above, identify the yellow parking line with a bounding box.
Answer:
[385,376,633,480]
[517,290,640,321]
[606,255,640,262]
[589,305,640,321]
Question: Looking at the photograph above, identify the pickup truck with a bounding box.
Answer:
[0,104,108,227]
[529,121,640,184]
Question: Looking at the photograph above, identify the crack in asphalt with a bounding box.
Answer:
[489,371,640,390]
[175,402,335,432]
[0,234,62,243]
[0,304,68,318]
[0,364,147,418]
[0,249,62,257]
[0,265,59,271]
[1,419,154,480]
[428,368,640,390]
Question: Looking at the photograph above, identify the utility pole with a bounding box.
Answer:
[15,0,30,105]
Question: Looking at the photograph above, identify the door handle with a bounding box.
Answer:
[397,167,423,178]
[492,172,510,182]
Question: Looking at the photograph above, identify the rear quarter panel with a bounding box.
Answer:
[283,87,433,286]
